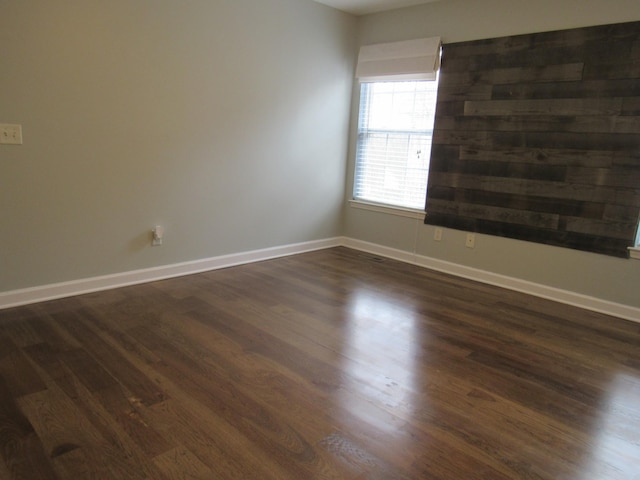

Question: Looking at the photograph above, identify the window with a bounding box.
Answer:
[630,222,640,259]
[354,79,439,210]
[352,36,441,211]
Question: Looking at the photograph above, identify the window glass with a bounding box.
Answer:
[354,80,439,210]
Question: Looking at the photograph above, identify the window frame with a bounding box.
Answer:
[630,223,640,259]
[352,79,439,212]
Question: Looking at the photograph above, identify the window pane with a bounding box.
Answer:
[354,80,439,210]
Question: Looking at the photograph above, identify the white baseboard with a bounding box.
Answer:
[2,236,638,323]
[0,238,342,310]
[343,237,640,324]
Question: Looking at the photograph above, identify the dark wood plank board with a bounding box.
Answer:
[427,21,640,256]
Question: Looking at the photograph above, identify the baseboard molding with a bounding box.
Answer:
[3,236,639,323]
[343,237,640,323]
[0,238,342,310]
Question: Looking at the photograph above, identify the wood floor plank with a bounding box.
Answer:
[52,309,167,407]
[127,325,348,479]
[144,397,291,480]
[146,310,363,454]
[0,247,638,479]
[0,376,58,480]
[152,446,216,480]
[0,313,44,348]
[22,343,173,479]
[48,308,296,478]
[17,365,171,480]
[24,315,82,352]
[18,388,149,480]
[0,335,47,399]
[92,386,173,458]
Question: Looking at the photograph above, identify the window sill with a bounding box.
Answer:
[629,247,640,260]
[349,200,425,219]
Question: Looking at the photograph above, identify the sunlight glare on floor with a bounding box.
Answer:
[586,372,640,479]
[336,287,422,430]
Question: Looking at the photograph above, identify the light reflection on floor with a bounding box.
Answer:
[335,287,422,437]
[584,372,640,480]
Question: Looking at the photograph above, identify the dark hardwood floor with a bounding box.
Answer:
[0,247,639,479]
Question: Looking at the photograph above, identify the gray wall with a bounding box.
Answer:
[2,0,639,312]
[1,0,356,291]
[344,0,640,308]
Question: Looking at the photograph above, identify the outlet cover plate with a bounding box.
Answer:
[465,233,475,248]
[0,124,23,145]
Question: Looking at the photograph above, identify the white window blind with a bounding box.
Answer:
[354,80,439,210]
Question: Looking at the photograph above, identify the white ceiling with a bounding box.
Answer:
[312,0,441,16]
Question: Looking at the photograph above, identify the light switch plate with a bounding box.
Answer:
[0,124,23,145]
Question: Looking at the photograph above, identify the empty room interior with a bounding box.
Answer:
[1,0,639,478]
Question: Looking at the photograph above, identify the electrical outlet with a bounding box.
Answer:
[465,233,475,248]
[0,124,23,145]
[434,227,443,241]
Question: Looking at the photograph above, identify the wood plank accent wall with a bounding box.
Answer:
[425,21,640,257]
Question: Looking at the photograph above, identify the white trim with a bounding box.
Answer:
[629,247,640,260]
[349,200,425,219]
[0,238,342,310]
[343,237,640,324]
[2,235,638,324]
[342,237,417,264]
